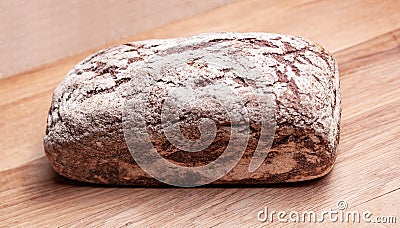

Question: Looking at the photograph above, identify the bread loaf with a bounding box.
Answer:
[44,32,340,186]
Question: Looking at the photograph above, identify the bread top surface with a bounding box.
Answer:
[46,32,340,152]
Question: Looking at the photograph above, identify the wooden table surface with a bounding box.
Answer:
[1,0,399,227]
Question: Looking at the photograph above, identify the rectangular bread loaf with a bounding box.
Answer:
[44,32,340,186]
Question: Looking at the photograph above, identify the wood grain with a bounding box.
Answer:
[0,0,399,227]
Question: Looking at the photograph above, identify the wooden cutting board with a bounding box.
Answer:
[0,0,399,226]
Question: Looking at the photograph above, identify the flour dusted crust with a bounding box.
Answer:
[44,33,340,185]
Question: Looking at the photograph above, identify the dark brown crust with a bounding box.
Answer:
[43,32,340,185]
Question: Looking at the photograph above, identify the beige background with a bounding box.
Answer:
[0,0,233,79]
